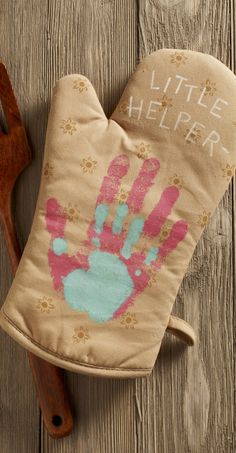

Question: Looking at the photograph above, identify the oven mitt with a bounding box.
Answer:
[1,49,236,378]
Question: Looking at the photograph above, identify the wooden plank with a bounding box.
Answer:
[137,1,234,452]
[230,2,236,453]
[42,1,138,452]
[0,1,45,452]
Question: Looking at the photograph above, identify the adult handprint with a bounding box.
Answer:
[45,154,188,322]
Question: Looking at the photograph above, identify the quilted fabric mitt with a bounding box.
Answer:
[1,49,236,377]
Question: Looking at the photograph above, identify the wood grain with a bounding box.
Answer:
[137,1,234,452]
[0,0,234,452]
[0,1,42,451]
[231,3,236,453]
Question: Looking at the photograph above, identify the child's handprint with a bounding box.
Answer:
[45,155,188,322]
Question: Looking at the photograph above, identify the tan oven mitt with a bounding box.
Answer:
[1,49,236,378]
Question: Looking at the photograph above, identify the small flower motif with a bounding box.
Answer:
[36,296,55,314]
[118,100,129,114]
[135,142,151,159]
[159,226,171,243]
[146,268,158,287]
[121,312,138,329]
[80,157,97,174]
[64,203,80,222]
[73,78,89,92]
[200,79,216,96]
[222,164,236,181]
[157,95,173,111]
[168,174,184,189]
[197,210,211,228]
[170,52,188,67]
[43,162,54,178]
[116,187,129,204]
[72,327,89,344]
[60,118,77,135]
[184,127,202,144]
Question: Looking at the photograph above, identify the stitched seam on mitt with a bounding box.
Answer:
[1,310,152,373]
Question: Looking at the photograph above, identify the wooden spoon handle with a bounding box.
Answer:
[1,200,73,438]
[28,353,73,438]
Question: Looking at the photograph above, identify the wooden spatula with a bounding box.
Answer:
[0,62,73,438]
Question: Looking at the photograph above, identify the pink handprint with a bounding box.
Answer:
[45,155,188,322]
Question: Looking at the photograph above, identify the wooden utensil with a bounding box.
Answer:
[0,62,73,438]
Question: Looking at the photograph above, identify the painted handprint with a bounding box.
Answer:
[45,155,188,322]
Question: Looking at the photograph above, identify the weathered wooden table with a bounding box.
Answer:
[0,1,235,452]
